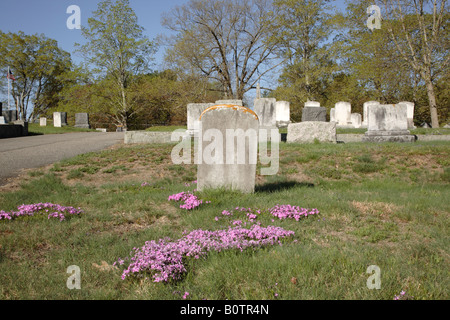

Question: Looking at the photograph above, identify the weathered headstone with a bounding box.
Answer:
[40,117,47,127]
[351,113,362,128]
[362,101,380,127]
[443,123,450,129]
[197,104,259,193]
[362,103,415,142]
[61,112,68,126]
[187,103,215,136]
[330,108,336,122]
[302,101,326,122]
[398,101,415,129]
[287,121,336,143]
[253,98,278,141]
[75,113,91,129]
[2,110,17,123]
[0,116,6,125]
[53,112,62,127]
[335,102,352,126]
[215,99,243,106]
[275,101,290,128]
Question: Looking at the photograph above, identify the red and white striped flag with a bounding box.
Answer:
[7,67,16,81]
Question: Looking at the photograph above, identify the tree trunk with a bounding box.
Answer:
[425,78,439,128]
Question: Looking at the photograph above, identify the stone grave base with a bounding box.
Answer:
[362,130,416,143]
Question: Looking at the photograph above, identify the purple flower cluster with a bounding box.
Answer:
[116,224,295,282]
[168,191,210,210]
[269,204,319,221]
[216,205,319,224]
[0,203,83,222]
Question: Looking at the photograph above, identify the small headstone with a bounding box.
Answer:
[421,122,431,128]
[398,101,415,129]
[363,101,379,126]
[215,100,243,106]
[287,121,336,143]
[330,108,336,122]
[304,101,321,108]
[0,116,6,125]
[335,102,352,126]
[443,123,450,129]
[197,104,259,193]
[61,112,68,126]
[96,128,107,132]
[253,98,277,128]
[362,104,415,142]
[53,112,62,127]
[74,113,91,129]
[302,102,327,122]
[351,113,362,128]
[275,101,290,128]
[40,117,47,127]
[187,103,215,136]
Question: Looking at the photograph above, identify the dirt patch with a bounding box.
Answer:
[351,201,402,218]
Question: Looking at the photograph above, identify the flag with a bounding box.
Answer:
[7,68,16,81]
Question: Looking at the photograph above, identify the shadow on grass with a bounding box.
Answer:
[27,132,44,136]
[255,180,314,193]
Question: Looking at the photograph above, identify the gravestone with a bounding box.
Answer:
[197,104,259,193]
[362,101,380,127]
[53,112,62,127]
[253,98,278,141]
[275,101,290,128]
[61,112,68,126]
[287,121,336,143]
[362,103,415,142]
[0,116,5,125]
[215,99,243,106]
[301,101,326,122]
[2,110,17,123]
[40,117,47,126]
[351,113,362,128]
[187,103,215,136]
[330,108,336,122]
[443,123,450,129]
[398,101,415,129]
[335,102,352,126]
[75,113,91,129]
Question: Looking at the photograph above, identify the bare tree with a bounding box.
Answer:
[381,0,449,128]
[162,0,284,100]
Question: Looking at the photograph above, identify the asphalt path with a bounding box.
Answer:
[0,132,124,186]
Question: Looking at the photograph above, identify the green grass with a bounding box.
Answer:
[28,123,96,135]
[145,125,187,132]
[0,141,448,300]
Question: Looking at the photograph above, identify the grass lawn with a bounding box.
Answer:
[0,140,448,300]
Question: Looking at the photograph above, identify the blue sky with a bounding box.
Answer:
[0,0,189,68]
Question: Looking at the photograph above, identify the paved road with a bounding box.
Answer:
[0,132,124,186]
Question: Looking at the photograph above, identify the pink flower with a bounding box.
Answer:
[183,292,189,299]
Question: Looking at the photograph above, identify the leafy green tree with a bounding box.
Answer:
[0,31,72,120]
[75,0,157,129]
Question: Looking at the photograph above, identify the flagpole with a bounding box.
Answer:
[7,66,11,109]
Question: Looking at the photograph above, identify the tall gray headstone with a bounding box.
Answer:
[187,103,215,136]
[197,104,259,193]
[75,113,90,129]
[362,103,415,142]
[253,98,276,128]
[61,112,68,126]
